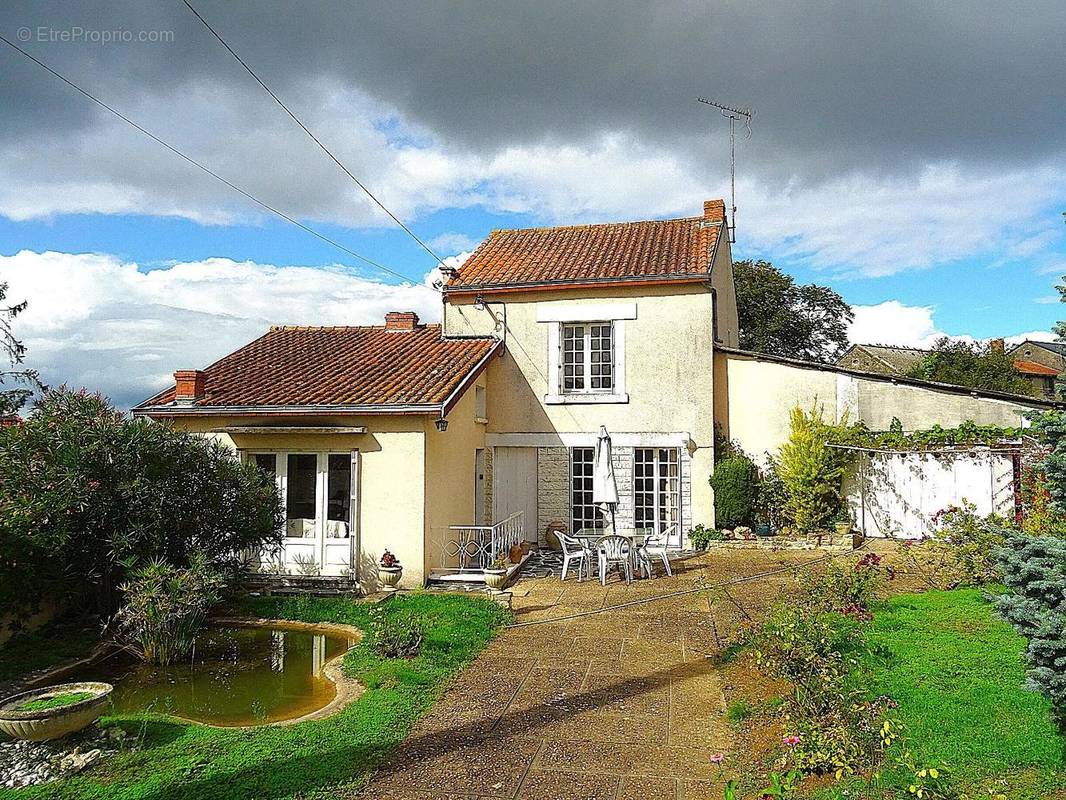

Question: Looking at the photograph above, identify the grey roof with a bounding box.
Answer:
[1010,339,1066,356]
[838,344,929,376]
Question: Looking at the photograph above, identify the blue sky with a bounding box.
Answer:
[1,1,1065,408]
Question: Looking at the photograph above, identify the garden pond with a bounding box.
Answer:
[67,624,356,727]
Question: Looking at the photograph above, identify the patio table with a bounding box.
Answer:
[574,528,653,580]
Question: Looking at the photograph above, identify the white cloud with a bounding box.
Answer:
[849,300,1054,349]
[0,250,440,409]
[0,74,1063,278]
[741,161,1066,277]
[428,232,479,255]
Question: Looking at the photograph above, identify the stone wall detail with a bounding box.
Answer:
[536,447,569,547]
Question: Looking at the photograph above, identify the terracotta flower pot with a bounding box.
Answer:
[378,564,402,590]
[0,682,112,742]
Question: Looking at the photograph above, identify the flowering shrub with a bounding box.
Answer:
[797,552,890,616]
[0,388,284,616]
[1020,465,1066,538]
[898,502,1007,589]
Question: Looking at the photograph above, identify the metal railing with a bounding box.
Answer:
[436,511,524,574]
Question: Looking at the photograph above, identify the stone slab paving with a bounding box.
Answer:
[360,549,823,800]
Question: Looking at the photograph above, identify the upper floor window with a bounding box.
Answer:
[562,322,614,393]
[539,302,633,404]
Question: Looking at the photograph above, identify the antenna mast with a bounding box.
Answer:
[696,96,753,243]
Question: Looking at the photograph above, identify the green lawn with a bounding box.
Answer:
[0,593,509,800]
[840,589,1064,798]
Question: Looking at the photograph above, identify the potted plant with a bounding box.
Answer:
[484,555,509,591]
[378,550,402,591]
[0,682,113,742]
[832,507,852,539]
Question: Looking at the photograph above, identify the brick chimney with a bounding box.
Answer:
[703,199,725,225]
[174,369,206,402]
[385,311,420,331]
[990,337,1005,353]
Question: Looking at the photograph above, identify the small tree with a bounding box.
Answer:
[710,454,758,528]
[733,260,853,363]
[995,531,1066,733]
[0,388,284,617]
[777,403,852,533]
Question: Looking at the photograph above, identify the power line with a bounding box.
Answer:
[182,0,450,271]
[0,33,421,286]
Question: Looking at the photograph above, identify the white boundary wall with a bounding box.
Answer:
[843,450,1016,539]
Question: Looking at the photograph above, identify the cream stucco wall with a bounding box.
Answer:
[715,351,1051,458]
[709,236,740,348]
[166,414,427,590]
[442,282,717,529]
[424,375,489,576]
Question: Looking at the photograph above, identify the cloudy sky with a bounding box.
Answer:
[1,1,1064,407]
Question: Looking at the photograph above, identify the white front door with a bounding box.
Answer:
[493,447,538,543]
[248,451,358,577]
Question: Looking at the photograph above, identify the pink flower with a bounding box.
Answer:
[709,753,724,764]
[783,735,801,747]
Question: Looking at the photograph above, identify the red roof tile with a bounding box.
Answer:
[445,200,724,293]
[136,324,498,412]
[1013,359,1060,377]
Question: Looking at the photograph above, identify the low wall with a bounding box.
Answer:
[714,348,1055,458]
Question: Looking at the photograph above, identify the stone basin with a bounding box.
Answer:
[0,682,113,742]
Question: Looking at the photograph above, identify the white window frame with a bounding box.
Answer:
[541,303,632,405]
[569,446,603,534]
[633,447,682,542]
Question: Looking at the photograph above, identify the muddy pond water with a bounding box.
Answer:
[70,625,357,727]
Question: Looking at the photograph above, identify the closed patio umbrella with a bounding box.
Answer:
[592,425,618,530]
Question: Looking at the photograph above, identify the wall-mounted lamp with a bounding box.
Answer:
[434,417,449,432]
[473,294,486,311]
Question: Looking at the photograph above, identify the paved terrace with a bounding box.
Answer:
[360,547,830,800]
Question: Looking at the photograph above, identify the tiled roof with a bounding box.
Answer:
[136,324,498,411]
[445,201,724,292]
[1013,359,1060,377]
[839,344,929,376]
[1011,339,1066,357]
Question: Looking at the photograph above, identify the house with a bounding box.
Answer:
[1008,339,1064,398]
[135,198,1057,590]
[836,344,928,376]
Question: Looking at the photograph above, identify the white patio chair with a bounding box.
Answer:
[596,534,633,585]
[557,531,592,581]
[638,524,675,578]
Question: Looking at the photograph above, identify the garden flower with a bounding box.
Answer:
[783,734,801,746]
[709,753,724,764]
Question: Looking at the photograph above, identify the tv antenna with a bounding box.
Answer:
[696,96,753,243]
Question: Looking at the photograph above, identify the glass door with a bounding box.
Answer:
[247,451,357,577]
[634,448,682,548]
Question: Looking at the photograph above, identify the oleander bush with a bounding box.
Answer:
[0,388,284,618]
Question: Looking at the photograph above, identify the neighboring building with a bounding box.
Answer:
[135,199,1056,590]
[836,344,928,376]
[1008,340,1065,398]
